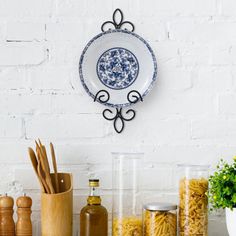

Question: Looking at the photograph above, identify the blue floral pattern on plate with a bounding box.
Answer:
[96,47,139,90]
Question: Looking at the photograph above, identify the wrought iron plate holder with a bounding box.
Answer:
[94,9,144,134]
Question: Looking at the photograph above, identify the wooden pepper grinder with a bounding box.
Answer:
[0,194,15,236]
[16,194,32,236]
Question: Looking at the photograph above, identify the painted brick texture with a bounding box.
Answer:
[0,0,234,235]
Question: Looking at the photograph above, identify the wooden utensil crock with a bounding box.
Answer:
[41,173,73,236]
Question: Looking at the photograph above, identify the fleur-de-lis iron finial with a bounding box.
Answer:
[101,8,135,32]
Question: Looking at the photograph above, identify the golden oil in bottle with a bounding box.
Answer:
[80,179,108,236]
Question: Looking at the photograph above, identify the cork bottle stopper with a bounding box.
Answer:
[0,195,14,208]
[17,195,32,208]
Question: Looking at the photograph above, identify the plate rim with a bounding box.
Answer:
[79,29,158,108]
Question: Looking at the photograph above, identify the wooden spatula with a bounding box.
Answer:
[50,143,59,193]
[38,139,50,174]
[35,141,55,194]
[28,147,46,193]
[36,147,50,194]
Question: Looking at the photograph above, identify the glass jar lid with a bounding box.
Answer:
[177,164,210,170]
[143,202,177,211]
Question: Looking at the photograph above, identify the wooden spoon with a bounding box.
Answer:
[50,143,59,193]
[35,141,55,194]
[28,147,45,193]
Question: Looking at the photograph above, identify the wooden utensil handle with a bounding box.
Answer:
[40,151,55,194]
[36,142,54,194]
[28,148,46,193]
[50,143,59,193]
[36,148,51,194]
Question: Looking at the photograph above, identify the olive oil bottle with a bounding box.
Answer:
[80,179,108,236]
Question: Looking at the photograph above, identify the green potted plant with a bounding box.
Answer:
[208,157,236,236]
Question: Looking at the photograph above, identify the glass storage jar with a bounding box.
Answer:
[143,203,177,236]
[178,164,209,236]
[112,152,143,236]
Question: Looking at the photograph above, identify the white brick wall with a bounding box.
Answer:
[0,0,234,235]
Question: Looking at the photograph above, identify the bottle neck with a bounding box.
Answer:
[87,186,101,205]
[89,186,99,196]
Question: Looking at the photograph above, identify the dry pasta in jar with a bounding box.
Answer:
[179,177,208,236]
[143,203,177,236]
[112,216,142,236]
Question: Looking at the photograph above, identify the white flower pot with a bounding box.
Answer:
[226,208,236,236]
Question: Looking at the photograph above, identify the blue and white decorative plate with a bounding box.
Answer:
[79,29,157,108]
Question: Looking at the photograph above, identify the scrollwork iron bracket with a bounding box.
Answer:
[93,9,143,134]
[94,90,143,133]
